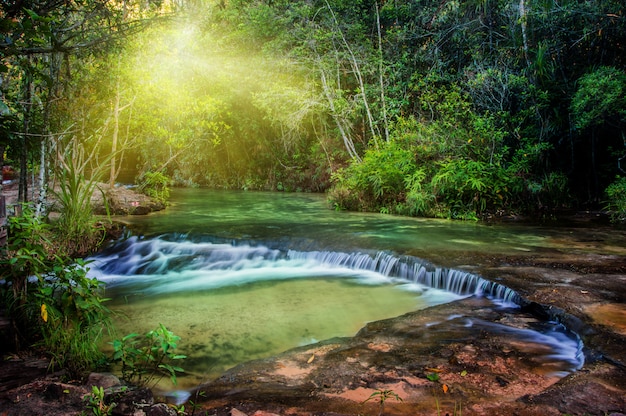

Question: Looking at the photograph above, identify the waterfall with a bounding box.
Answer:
[89,235,521,304]
[287,250,521,304]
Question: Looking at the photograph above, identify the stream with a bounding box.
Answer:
[87,189,587,391]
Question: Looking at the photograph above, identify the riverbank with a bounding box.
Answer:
[183,242,626,416]
[0,186,625,415]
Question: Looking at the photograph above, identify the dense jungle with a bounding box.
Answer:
[1,0,626,415]
[2,0,626,220]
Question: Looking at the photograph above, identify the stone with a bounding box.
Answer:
[113,387,154,416]
[146,402,177,415]
[86,372,122,389]
[230,408,248,416]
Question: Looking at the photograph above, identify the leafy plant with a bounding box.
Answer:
[1,205,50,301]
[110,324,186,388]
[187,390,206,416]
[84,385,116,416]
[364,388,403,416]
[35,259,112,378]
[0,205,112,374]
[430,159,511,219]
[51,136,112,255]
[137,171,171,204]
[0,205,53,350]
[426,372,440,382]
[605,176,626,223]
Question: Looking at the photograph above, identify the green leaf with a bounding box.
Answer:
[426,373,440,382]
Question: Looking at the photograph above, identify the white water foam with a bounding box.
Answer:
[88,235,520,305]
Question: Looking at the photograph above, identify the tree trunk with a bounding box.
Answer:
[375,0,389,143]
[109,80,121,189]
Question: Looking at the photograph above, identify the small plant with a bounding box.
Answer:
[51,137,112,253]
[84,385,116,416]
[137,170,171,204]
[364,388,403,416]
[605,176,626,223]
[110,323,186,388]
[36,258,112,378]
[1,205,50,302]
[187,390,206,416]
[169,403,186,415]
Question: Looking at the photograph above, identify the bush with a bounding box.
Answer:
[1,207,112,376]
[36,259,112,377]
[605,176,626,223]
[328,140,417,212]
[137,171,171,204]
[431,158,512,219]
[110,324,186,388]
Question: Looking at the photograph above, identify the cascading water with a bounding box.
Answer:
[88,233,584,389]
[90,234,520,303]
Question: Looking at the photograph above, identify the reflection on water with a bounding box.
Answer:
[115,189,552,254]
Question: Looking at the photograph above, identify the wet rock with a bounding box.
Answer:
[86,372,122,389]
[230,408,248,416]
[95,186,165,216]
[520,361,626,416]
[145,402,177,415]
[113,387,154,416]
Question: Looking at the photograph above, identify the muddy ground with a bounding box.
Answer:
[1,181,625,415]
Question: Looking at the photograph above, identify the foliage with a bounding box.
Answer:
[137,171,171,205]
[84,385,116,416]
[431,159,510,220]
[328,104,523,219]
[605,176,626,223]
[0,207,111,376]
[570,67,626,131]
[35,259,112,378]
[364,388,403,416]
[3,0,626,215]
[110,324,186,388]
[0,206,52,349]
[1,205,50,300]
[51,136,112,254]
[328,139,417,211]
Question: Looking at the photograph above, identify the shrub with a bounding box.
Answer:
[137,171,171,204]
[51,140,111,255]
[1,207,112,376]
[36,259,112,378]
[110,324,186,388]
[431,159,511,219]
[605,176,626,223]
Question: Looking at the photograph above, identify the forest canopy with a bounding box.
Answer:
[1,0,626,219]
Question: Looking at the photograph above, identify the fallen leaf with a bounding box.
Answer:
[41,304,48,322]
[442,384,449,394]
[307,354,315,364]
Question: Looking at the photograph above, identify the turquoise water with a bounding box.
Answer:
[117,189,560,255]
[90,189,591,390]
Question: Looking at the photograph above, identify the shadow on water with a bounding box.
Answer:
[90,189,587,390]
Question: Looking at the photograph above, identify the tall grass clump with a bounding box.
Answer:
[51,136,111,254]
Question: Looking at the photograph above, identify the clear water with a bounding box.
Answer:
[90,189,591,390]
[114,189,548,254]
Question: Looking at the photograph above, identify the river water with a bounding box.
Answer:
[88,189,589,389]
